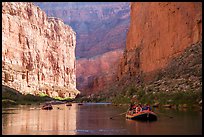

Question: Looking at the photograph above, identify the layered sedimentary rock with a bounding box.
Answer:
[2,2,80,98]
[118,2,202,83]
[34,2,130,94]
[77,49,123,94]
[34,2,130,58]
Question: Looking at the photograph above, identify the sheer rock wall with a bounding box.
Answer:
[2,2,80,98]
[118,2,202,83]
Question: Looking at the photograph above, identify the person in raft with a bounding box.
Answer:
[129,103,137,114]
[142,104,152,111]
[136,103,142,113]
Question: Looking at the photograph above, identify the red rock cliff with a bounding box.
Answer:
[77,49,123,94]
[118,2,202,82]
[2,2,80,98]
[34,2,130,95]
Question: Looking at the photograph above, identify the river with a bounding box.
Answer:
[2,103,202,135]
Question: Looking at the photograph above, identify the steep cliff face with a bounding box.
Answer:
[2,2,80,98]
[34,2,130,94]
[34,2,130,58]
[118,2,202,83]
[77,49,123,94]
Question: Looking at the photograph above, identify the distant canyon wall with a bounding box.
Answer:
[34,2,130,58]
[118,2,202,82]
[77,49,123,94]
[2,2,80,98]
[34,2,130,94]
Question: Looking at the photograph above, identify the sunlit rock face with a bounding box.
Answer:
[118,2,202,82]
[2,2,80,98]
[76,50,123,94]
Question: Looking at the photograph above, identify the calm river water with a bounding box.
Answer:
[2,103,202,135]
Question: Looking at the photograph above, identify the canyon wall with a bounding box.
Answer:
[118,2,202,83]
[77,49,123,94]
[34,2,130,94]
[2,2,80,98]
[34,2,130,58]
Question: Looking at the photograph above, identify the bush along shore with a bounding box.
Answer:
[74,82,202,111]
[2,74,202,111]
[2,85,73,108]
[2,82,202,110]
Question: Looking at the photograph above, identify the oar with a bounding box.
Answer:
[109,112,127,119]
[157,112,173,118]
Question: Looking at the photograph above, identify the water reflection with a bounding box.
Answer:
[75,103,127,135]
[2,104,78,135]
[2,103,202,135]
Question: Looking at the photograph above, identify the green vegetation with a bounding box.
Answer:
[2,85,75,107]
[53,96,72,101]
[111,95,130,104]
[3,82,200,108]
[110,85,202,107]
[38,92,49,97]
[2,85,53,107]
[74,94,107,103]
[76,83,202,109]
[2,99,17,106]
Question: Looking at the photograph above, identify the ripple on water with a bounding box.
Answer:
[75,128,127,134]
[28,128,126,135]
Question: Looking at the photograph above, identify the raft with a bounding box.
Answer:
[42,104,53,110]
[66,103,72,106]
[126,110,157,121]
